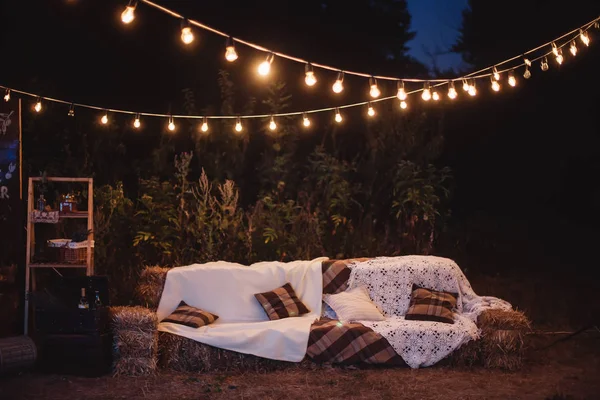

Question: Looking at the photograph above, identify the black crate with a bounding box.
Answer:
[37,333,112,377]
[34,306,110,334]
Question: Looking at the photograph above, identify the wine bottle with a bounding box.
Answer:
[78,288,89,309]
[94,290,102,308]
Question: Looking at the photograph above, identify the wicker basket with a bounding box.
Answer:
[59,247,89,264]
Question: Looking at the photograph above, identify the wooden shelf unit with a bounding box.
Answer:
[24,177,94,335]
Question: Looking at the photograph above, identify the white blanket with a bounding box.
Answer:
[156,258,326,362]
[348,256,511,368]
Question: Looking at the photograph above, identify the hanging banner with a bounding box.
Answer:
[0,98,22,265]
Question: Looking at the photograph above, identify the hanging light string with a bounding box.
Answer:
[0,13,598,122]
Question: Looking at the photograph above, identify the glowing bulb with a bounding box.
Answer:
[258,54,274,76]
[397,83,407,101]
[181,26,194,45]
[491,79,500,92]
[367,104,375,117]
[34,99,42,112]
[508,73,516,87]
[168,117,175,131]
[68,105,75,117]
[332,72,344,93]
[369,77,380,98]
[570,41,577,56]
[448,82,457,99]
[201,118,208,133]
[493,67,500,81]
[523,67,531,79]
[334,109,342,123]
[432,91,440,101]
[305,71,317,86]
[580,29,590,46]
[101,113,108,124]
[302,114,310,127]
[468,84,477,97]
[134,115,141,128]
[121,5,135,24]
[556,53,563,65]
[551,43,559,57]
[400,100,407,110]
[3,89,10,102]
[235,118,243,132]
[462,80,470,92]
[524,58,532,67]
[421,88,431,101]
[269,117,277,131]
[225,45,238,62]
[541,57,549,71]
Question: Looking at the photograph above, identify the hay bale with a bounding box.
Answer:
[478,309,531,331]
[158,332,304,373]
[447,339,482,367]
[135,266,170,309]
[110,306,158,376]
[481,329,525,370]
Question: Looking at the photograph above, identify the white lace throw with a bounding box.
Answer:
[347,256,511,368]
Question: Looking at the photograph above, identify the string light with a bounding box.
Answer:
[200,117,208,132]
[491,76,500,92]
[101,111,109,124]
[334,108,342,123]
[447,81,457,99]
[332,71,344,94]
[524,58,532,67]
[396,81,407,101]
[367,102,375,117]
[225,37,238,62]
[541,57,549,71]
[523,65,531,79]
[492,66,500,81]
[400,100,408,110]
[555,48,564,65]
[369,77,380,98]
[68,103,75,117]
[180,20,194,45]
[304,63,317,86]
[421,82,431,101]
[121,0,137,24]
[462,79,470,92]
[269,116,277,131]
[580,29,590,46]
[432,91,440,101]
[3,89,9,102]
[34,98,42,113]
[168,115,175,131]
[570,40,578,56]
[468,81,477,97]
[134,114,141,128]
[258,53,274,76]
[551,42,559,57]
[508,71,517,87]
[235,117,243,132]
[302,113,310,127]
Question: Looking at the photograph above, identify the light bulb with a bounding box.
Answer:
[302,114,310,127]
[524,58,532,67]
[269,117,277,131]
[3,89,9,102]
[225,45,238,62]
[508,73,516,87]
[258,54,273,76]
[68,105,75,117]
[397,84,407,101]
[34,99,42,112]
[468,84,477,97]
[570,41,577,56]
[181,26,194,45]
[493,67,500,81]
[367,105,375,117]
[235,118,243,132]
[101,113,108,124]
[541,57,549,71]
[305,71,317,86]
[334,109,342,123]
[462,80,470,92]
[448,82,457,99]
[400,100,408,110]
[369,77,380,98]
[332,72,344,93]
[432,91,440,101]
[551,43,559,57]
[556,53,563,65]
[580,29,590,46]
[134,115,141,128]
[421,88,431,101]
[201,118,208,132]
[121,5,135,24]
[491,79,500,92]
[168,117,175,131]
[523,67,531,79]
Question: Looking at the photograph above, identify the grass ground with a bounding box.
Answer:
[1,333,598,400]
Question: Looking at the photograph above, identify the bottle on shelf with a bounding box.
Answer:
[94,290,102,308]
[78,288,89,309]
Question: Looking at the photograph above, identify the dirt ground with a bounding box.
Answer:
[1,334,598,400]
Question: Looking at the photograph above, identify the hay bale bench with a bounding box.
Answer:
[110,264,530,375]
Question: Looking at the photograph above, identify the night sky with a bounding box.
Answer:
[407,0,468,71]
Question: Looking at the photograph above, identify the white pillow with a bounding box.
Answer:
[323,286,385,322]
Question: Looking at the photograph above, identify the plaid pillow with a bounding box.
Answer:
[254,283,310,320]
[162,301,219,328]
[405,285,458,324]
[322,258,371,294]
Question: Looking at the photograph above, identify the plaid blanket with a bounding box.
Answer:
[307,319,405,365]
